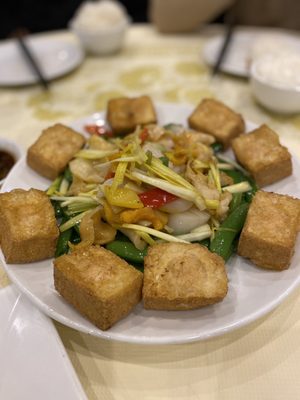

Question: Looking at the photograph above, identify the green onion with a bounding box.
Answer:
[223,181,252,193]
[176,224,211,242]
[74,149,117,159]
[131,170,206,210]
[46,175,63,195]
[59,178,69,195]
[217,162,235,170]
[120,223,189,243]
[147,158,195,190]
[59,210,90,232]
[217,154,250,176]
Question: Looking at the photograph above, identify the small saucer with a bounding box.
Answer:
[0,138,23,187]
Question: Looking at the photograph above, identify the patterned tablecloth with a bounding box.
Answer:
[1,24,300,400]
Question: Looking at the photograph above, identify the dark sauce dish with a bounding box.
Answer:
[0,139,23,186]
[0,150,15,180]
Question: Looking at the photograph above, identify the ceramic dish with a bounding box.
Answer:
[0,138,23,186]
[0,285,87,399]
[250,55,300,114]
[203,30,300,78]
[0,35,84,86]
[1,103,300,345]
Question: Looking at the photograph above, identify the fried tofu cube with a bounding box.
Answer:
[143,243,228,310]
[0,189,59,264]
[27,123,86,180]
[238,191,300,270]
[54,245,143,330]
[188,98,245,148]
[107,95,157,134]
[232,124,292,187]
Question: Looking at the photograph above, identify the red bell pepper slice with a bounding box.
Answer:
[139,128,149,143]
[138,188,177,208]
[84,124,113,138]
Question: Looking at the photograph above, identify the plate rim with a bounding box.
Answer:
[202,29,300,78]
[2,102,300,345]
[0,34,84,86]
[2,255,300,345]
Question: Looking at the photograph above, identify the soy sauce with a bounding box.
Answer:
[0,150,15,180]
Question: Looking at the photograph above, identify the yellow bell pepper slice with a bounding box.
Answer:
[104,186,143,209]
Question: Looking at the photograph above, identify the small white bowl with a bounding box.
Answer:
[0,138,23,187]
[70,17,130,56]
[250,56,300,114]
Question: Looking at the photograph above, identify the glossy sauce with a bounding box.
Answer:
[0,150,15,180]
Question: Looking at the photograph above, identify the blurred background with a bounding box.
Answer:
[1,0,300,40]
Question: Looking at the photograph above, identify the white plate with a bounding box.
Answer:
[1,103,300,345]
[203,30,300,77]
[0,35,84,86]
[0,285,87,400]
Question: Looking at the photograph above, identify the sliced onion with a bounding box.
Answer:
[167,208,210,235]
[159,198,193,214]
[119,228,147,250]
[69,158,104,183]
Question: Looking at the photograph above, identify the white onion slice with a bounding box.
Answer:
[167,208,210,235]
[159,198,193,214]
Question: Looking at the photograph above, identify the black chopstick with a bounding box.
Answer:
[211,4,237,77]
[17,36,49,90]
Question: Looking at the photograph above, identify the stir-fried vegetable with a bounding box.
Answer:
[138,187,177,208]
[210,202,249,261]
[47,121,254,265]
[106,240,148,264]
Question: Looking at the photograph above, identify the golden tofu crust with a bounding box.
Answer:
[27,123,86,180]
[143,242,228,310]
[107,95,157,134]
[232,124,292,187]
[188,98,245,148]
[54,245,143,330]
[0,189,59,263]
[238,191,300,270]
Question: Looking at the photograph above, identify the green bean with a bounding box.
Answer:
[70,235,81,245]
[73,222,81,236]
[222,169,245,183]
[209,202,249,261]
[228,192,243,213]
[199,238,210,248]
[130,262,144,272]
[222,235,242,262]
[55,228,72,257]
[244,177,258,202]
[222,243,234,262]
[211,142,223,154]
[51,200,64,219]
[115,231,132,242]
[63,166,73,183]
[222,169,258,203]
[106,240,148,264]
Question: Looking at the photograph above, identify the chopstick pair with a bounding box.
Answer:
[16,36,50,90]
[211,1,238,77]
